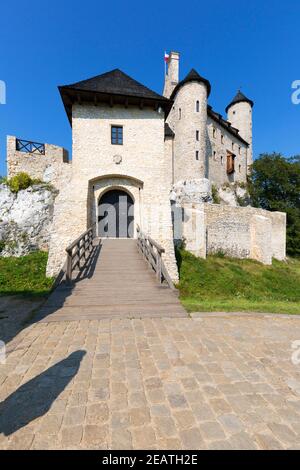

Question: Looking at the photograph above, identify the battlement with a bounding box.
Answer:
[7,135,70,187]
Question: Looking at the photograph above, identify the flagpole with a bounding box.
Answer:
[164,50,167,76]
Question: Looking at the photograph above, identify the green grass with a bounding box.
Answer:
[0,251,54,297]
[176,249,300,315]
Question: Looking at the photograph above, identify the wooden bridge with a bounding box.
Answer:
[37,229,187,323]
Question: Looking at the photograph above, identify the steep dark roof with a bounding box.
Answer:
[164,123,175,138]
[207,105,249,146]
[225,90,254,113]
[170,68,211,100]
[59,69,172,124]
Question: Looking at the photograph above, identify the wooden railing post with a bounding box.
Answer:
[156,251,162,284]
[66,249,72,284]
[65,227,95,284]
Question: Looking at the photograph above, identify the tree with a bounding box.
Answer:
[248,153,300,257]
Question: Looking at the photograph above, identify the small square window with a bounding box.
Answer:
[111,126,123,145]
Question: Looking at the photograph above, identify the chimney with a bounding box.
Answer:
[163,51,180,98]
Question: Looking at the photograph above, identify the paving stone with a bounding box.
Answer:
[2,315,300,450]
[153,416,178,438]
[179,427,204,450]
[131,425,157,449]
[199,421,226,441]
[63,406,86,426]
[129,407,151,426]
[61,425,83,446]
[229,431,259,450]
[255,432,284,450]
[86,403,109,425]
[167,394,188,409]
[173,410,197,430]
[150,404,171,417]
[38,414,63,435]
[111,429,133,450]
[218,413,245,434]
[83,425,108,448]
[267,422,298,444]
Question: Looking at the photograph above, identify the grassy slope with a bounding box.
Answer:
[0,251,54,297]
[177,249,300,314]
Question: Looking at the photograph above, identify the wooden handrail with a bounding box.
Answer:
[65,227,94,283]
[136,226,176,290]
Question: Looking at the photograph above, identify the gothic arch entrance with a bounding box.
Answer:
[98,189,134,238]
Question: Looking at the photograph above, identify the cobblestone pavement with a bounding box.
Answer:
[1,313,300,450]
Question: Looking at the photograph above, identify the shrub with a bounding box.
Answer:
[211,185,221,204]
[2,172,43,193]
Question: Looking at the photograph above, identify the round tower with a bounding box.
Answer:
[170,69,211,182]
[226,91,254,170]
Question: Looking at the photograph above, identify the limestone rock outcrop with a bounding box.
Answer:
[0,183,57,257]
[170,178,213,204]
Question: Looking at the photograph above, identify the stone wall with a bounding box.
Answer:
[206,117,248,187]
[166,81,208,182]
[227,101,253,170]
[205,204,286,263]
[46,103,178,282]
[7,136,70,189]
[180,202,286,265]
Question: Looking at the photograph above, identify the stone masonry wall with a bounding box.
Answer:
[227,101,253,170]
[179,202,286,265]
[166,81,207,182]
[46,103,178,281]
[7,136,70,189]
[204,204,286,263]
[206,117,248,187]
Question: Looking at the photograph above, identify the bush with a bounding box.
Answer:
[2,172,43,193]
[211,184,221,204]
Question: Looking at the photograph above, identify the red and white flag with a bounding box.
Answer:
[164,52,170,63]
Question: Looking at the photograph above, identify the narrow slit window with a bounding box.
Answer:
[196,151,199,160]
[196,101,200,112]
[179,108,182,120]
[111,126,123,145]
[196,130,199,141]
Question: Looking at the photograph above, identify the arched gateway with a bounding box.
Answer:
[98,189,134,238]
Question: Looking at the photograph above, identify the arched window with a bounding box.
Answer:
[196,101,200,112]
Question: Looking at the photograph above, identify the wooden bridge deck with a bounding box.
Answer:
[37,239,187,322]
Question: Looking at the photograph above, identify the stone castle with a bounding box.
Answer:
[6,51,286,281]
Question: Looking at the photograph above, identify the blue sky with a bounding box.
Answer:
[0,0,299,176]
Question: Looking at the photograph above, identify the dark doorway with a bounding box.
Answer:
[98,189,134,238]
